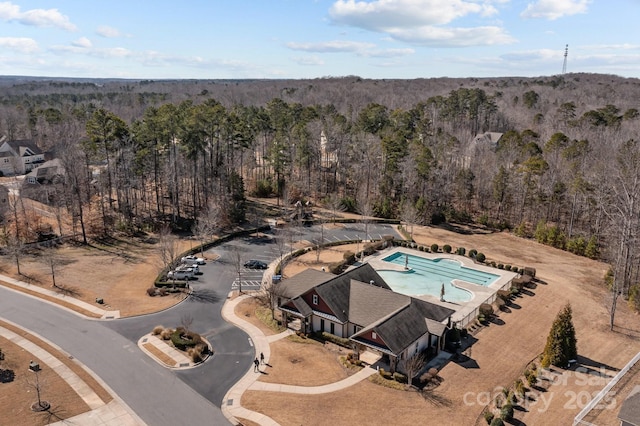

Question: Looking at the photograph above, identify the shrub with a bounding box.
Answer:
[171,329,202,351]
[479,303,494,316]
[158,287,168,296]
[497,263,504,269]
[490,417,505,426]
[428,368,438,377]
[515,379,525,397]
[500,404,514,421]
[484,411,495,424]
[469,249,478,258]
[393,372,408,383]
[152,325,164,336]
[188,344,206,363]
[476,252,486,263]
[160,328,173,340]
[146,287,157,297]
[497,290,511,301]
[443,244,452,253]
[317,331,351,347]
[457,247,466,255]
[431,243,439,253]
[505,264,511,271]
[329,261,345,274]
[379,368,393,380]
[343,251,355,262]
[420,372,433,383]
[526,369,537,386]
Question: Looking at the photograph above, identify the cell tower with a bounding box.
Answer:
[562,44,568,74]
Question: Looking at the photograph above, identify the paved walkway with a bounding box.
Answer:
[219,294,378,426]
[0,318,143,425]
[0,273,120,319]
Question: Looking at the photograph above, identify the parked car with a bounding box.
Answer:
[244,259,268,269]
[167,269,194,280]
[177,264,200,274]
[181,255,205,265]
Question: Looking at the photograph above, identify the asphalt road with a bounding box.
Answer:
[0,222,399,425]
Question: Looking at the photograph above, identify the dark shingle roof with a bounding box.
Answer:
[5,139,42,156]
[348,281,410,326]
[315,263,391,323]
[279,268,335,299]
[353,299,455,355]
[619,385,640,425]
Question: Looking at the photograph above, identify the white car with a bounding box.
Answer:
[177,264,199,274]
[167,269,194,280]
[181,255,205,265]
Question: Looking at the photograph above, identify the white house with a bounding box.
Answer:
[0,139,45,176]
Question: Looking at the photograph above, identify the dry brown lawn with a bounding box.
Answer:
[257,337,348,386]
[0,321,112,426]
[0,236,191,317]
[235,297,281,336]
[241,224,640,426]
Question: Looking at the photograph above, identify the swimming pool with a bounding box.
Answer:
[376,252,500,302]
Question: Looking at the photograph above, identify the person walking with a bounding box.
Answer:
[254,357,260,372]
[260,352,265,365]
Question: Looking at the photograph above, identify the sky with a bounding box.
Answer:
[0,0,638,80]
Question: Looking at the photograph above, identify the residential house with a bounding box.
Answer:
[24,158,64,185]
[277,263,455,373]
[0,139,45,176]
[460,131,503,168]
[618,385,640,426]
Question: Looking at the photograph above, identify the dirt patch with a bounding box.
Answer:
[256,337,348,386]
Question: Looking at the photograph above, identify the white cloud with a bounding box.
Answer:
[363,48,415,58]
[521,0,590,20]
[328,0,512,46]
[287,40,375,53]
[96,25,123,38]
[72,37,92,48]
[292,55,325,66]
[50,44,132,59]
[330,0,492,29]
[390,25,514,46]
[0,1,76,31]
[0,37,38,53]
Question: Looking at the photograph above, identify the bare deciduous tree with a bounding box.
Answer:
[158,226,179,270]
[402,351,427,387]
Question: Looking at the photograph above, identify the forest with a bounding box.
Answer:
[1,72,640,316]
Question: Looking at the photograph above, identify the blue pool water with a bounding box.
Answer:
[376,252,500,302]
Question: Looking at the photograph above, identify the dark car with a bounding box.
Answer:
[244,259,268,269]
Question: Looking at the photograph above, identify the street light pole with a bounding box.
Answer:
[29,361,49,411]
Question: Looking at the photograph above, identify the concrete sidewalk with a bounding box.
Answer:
[0,319,143,425]
[0,273,120,319]
[220,293,378,426]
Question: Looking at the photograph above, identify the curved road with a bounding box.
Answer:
[0,222,399,425]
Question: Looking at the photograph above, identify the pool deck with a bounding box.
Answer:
[367,247,518,326]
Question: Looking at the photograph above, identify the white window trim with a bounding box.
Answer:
[312,294,318,305]
[372,331,377,340]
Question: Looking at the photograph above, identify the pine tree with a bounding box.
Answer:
[541,303,578,368]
